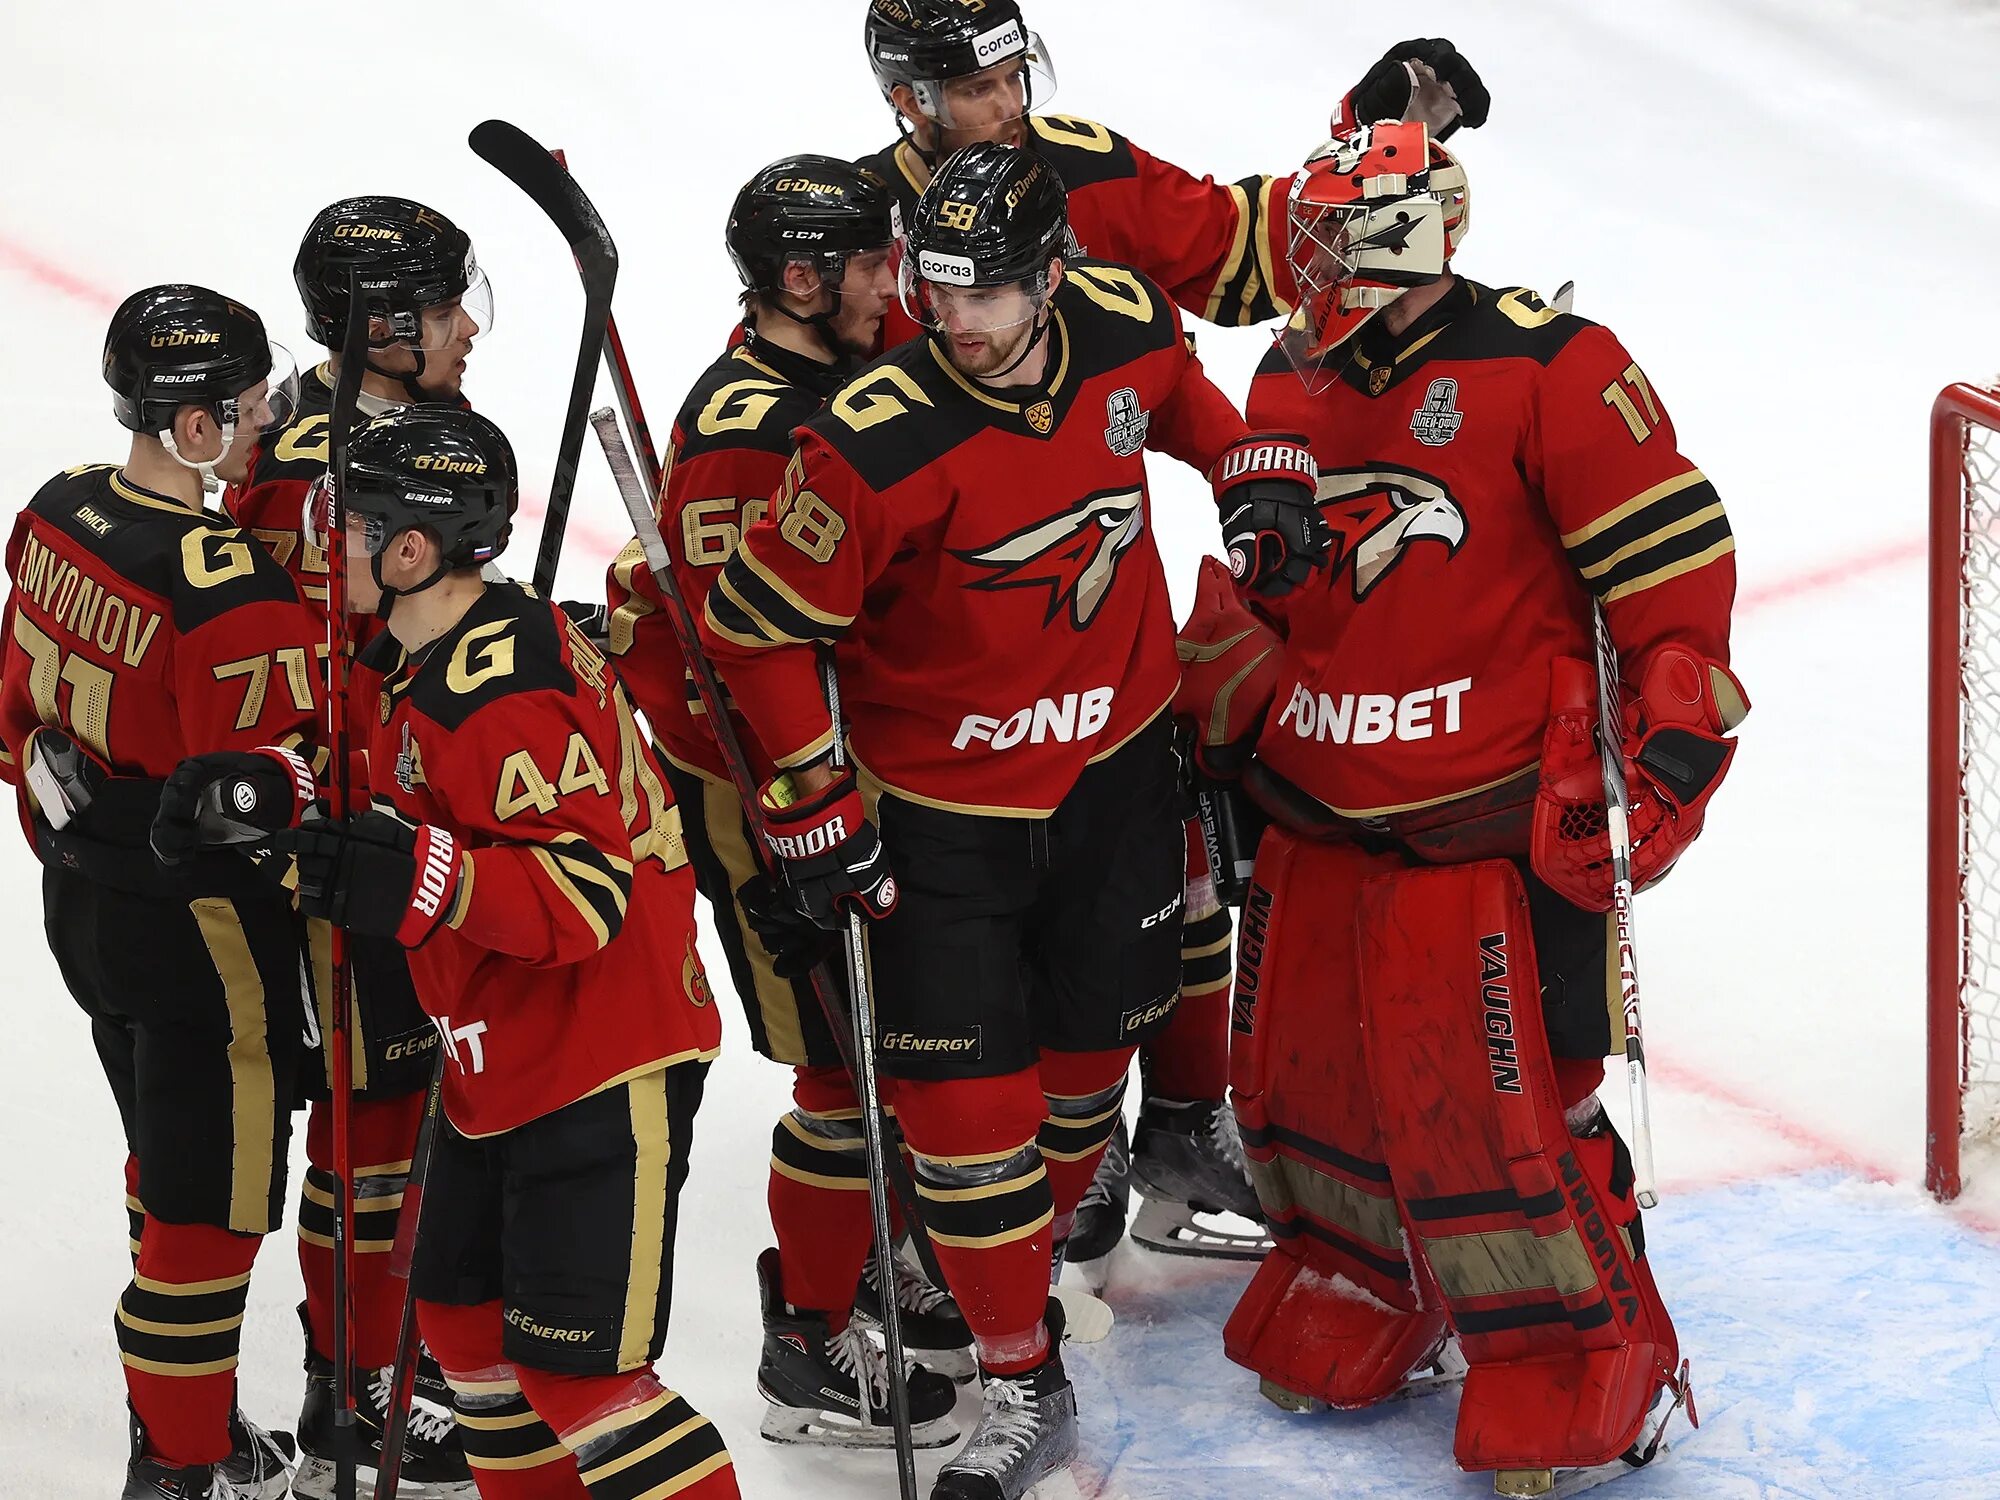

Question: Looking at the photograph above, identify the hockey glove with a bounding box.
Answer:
[559,598,611,651]
[760,769,898,930]
[152,747,317,866]
[24,727,108,831]
[1531,647,1749,910]
[1214,434,1328,600]
[278,809,465,948]
[739,871,842,978]
[1174,554,1286,778]
[1338,38,1491,140]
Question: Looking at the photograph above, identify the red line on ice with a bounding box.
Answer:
[0,233,119,313]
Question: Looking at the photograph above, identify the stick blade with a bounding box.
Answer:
[468,119,618,276]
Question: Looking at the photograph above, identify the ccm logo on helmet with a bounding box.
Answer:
[768,818,848,860]
[953,687,1113,751]
[1277,676,1471,744]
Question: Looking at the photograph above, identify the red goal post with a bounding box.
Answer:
[1930,381,2000,1200]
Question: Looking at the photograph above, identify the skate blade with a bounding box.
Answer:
[1051,1282,1114,1343]
[1130,1196,1271,1260]
[294,1456,477,1500]
[758,1403,960,1450]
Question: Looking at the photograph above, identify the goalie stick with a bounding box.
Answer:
[590,410,921,1497]
[323,271,371,1500]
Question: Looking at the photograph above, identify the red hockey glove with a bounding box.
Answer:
[152,746,317,865]
[1336,38,1491,139]
[1532,648,1749,910]
[278,809,465,948]
[760,769,898,929]
[1174,554,1285,778]
[1213,433,1328,599]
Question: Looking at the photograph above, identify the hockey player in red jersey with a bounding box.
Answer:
[161,406,738,1500]
[858,2,1490,343]
[0,285,309,1500]
[1185,122,1747,1494]
[607,154,975,1446]
[223,195,491,1497]
[699,142,1327,1500]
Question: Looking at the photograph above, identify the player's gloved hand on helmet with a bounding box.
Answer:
[759,767,898,930]
[276,809,465,948]
[559,598,611,651]
[1337,38,1491,140]
[1213,433,1328,600]
[1531,646,1749,910]
[1173,554,1286,779]
[152,746,317,866]
[740,871,843,978]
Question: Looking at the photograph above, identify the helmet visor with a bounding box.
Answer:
[377,259,495,353]
[223,340,301,437]
[916,30,1057,131]
[897,250,1047,335]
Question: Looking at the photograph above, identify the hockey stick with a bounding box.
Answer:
[467,120,618,595]
[373,1062,443,1500]
[819,657,920,1500]
[1591,602,1659,1209]
[591,412,921,1492]
[323,271,371,1500]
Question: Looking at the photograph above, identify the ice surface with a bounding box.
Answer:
[4,0,2000,1494]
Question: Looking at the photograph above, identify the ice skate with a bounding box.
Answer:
[1062,1117,1129,1290]
[932,1301,1078,1500]
[855,1240,976,1382]
[218,1409,295,1500]
[295,1337,474,1498]
[1129,1096,1271,1259]
[758,1248,962,1448]
[1488,1365,1696,1499]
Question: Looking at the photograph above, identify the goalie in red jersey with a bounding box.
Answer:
[1176,121,1748,1495]
[700,141,1327,1500]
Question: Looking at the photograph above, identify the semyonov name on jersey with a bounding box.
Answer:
[1277,676,1472,744]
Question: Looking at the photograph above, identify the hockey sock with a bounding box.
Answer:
[300,1089,426,1369]
[1143,918,1231,1103]
[520,1369,737,1500]
[1037,1047,1135,1237]
[766,1064,874,1326]
[124,1154,144,1264]
[118,1218,260,1467]
[419,1300,588,1498]
[896,1068,1054,1375]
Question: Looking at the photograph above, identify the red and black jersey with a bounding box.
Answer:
[1244,279,1737,822]
[0,466,321,822]
[360,582,719,1137]
[607,337,842,785]
[861,115,1296,351]
[699,258,1250,816]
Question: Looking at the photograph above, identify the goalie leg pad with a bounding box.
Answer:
[1355,859,1679,1472]
[1222,827,1447,1408]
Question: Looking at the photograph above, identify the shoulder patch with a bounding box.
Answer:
[673,349,821,462]
[1445,283,1596,368]
[405,585,577,733]
[1028,116,1138,191]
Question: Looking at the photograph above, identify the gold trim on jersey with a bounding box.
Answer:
[924,308,1072,415]
[731,345,789,384]
[1601,537,1736,605]
[1309,759,1542,822]
[619,1070,671,1368]
[698,773,807,1061]
[738,546,856,629]
[891,140,928,196]
[1203,181,1254,326]
[445,1048,723,1141]
[1576,501,1728,584]
[108,471,198,515]
[1559,469,1710,550]
[1255,175,1292,316]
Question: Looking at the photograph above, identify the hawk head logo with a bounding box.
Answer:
[1315,468,1467,601]
[954,487,1146,629]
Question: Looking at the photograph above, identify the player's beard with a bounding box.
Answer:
[946,312,1040,381]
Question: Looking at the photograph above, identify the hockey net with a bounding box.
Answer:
[1930,383,2000,1201]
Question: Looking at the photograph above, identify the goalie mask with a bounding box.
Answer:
[1279,122,1470,390]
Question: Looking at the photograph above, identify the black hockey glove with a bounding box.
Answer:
[739,872,842,978]
[759,769,898,930]
[277,809,464,949]
[1343,38,1491,140]
[152,747,317,866]
[559,598,611,651]
[1213,434,1329,600]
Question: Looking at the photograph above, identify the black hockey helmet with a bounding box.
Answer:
[726,156,897,297]
[341,405,516,569]
[864,0,1056,130]
[103,284,291,434]
[904,142,1069,291]
[293,196,492,355]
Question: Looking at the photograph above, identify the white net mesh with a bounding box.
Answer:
[1959,413,2000,1142]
